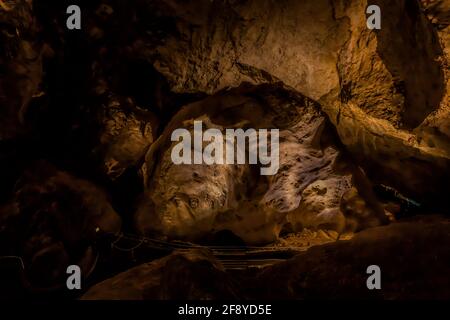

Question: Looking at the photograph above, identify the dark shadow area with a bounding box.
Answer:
[374,0,445,128]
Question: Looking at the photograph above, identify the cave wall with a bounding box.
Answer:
[0,0,449,247]
[127,0,450,207]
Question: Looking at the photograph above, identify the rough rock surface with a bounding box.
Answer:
[1,0,447,233]
[328,0,450,208]
[0,162,121,289]
[0,0,449,300]
[136,84,387,244]
[252,215,450,299]
[0,0,44,140]
[82,216,450,300]
[92,94,158,180]
[81,249,239,300]
[125,0,450,208]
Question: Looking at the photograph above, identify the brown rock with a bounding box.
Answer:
[93,94,158,180]
[0,161,121,289]
[130,0,450,208]
[81,249,239,300]
[255,215,450,299]
[135,83,386,244]
[0,0,43,139]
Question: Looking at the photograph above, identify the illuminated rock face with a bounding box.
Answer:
[131,0,450,208]
[328,0,450,208]
[92,94,158,180]
[135,84,386,244]
[0,0,448,246]
[81,249,239,300]
[0,0,449,298]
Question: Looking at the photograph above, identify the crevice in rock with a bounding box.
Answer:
[374,0,445,128]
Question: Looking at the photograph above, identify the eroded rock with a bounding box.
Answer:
[124,0,450,209]
[0,0,44,140]
[255,215,450,299]
[135,84,387,244]
[0,161,121,289]
[93,94,158,180]
[81,249,239,300]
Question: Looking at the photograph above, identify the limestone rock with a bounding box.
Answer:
[135,84,387,244]
[421,0,450,26]
[0,0,43,139]
[328,0,450,208]
[93,94,158,180]
[0,162,121,289]
[81,249,239,300]
[255,215,450,299]
[127,0,450,208]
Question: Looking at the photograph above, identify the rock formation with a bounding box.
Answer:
[81,249,239,300]
[0,0,43,139]
[124,0,450,208]
[0,161,121,289]
[82,216,450,300]
[0,0,449,299]
[254,215,450,300]
[92,94,158,180]
[135,83,387,243]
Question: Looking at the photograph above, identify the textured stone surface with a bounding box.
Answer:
[93,94,158,180]
[82,216,450,300]
[253,215,450,299]
[2,0,447,217]
[135,84,387,244]
[81,249,239,300]
[0,0,44,139]
[1,0,448,203]
[327,0,450,208]
[0,162,121,289]
[0,0,449,300]
[125,0,450,207]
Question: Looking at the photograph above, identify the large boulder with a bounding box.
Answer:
[92,94,158,180]
[0,0,45,140]
[120,0,450,209]
[0,162,121,289]
[254,215,450,299]
[135,84,387,244]
[81,249,239,300]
